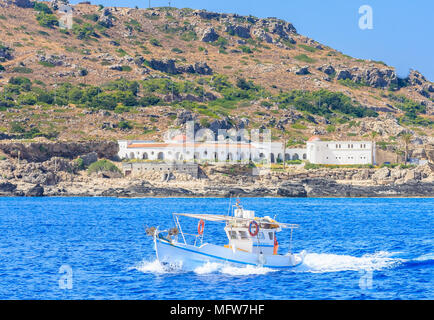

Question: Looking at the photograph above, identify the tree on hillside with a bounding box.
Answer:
[401,133,412,164]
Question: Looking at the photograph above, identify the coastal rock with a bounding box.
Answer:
[0,44,13,62]
[195,10,222,20]
[226,24,251,38]
[318,64,335,75]
[149,59,213,75]
[336,67,398,88]
[99,8,114,28]
[79,152,98,167]
[268,20,297,39]
[149,58,178,74]
[175,109,196,126]
[295,66,310,75]
[252,28,273,43]
[0,181,17,194]
[0,141,119,162]
[407,70,426,86]
[336,69,352,81]
[277,182,307,197]
[26,184,44,197]
[13,0,33,8]
[372,167,390,181]
[200,27,219,42]
[37,54,66,67]
[193,62,213,75]
[209,118,233,135]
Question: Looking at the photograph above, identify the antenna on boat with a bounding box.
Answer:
[227,195,232,216]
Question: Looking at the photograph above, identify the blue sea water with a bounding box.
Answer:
[0,197,432,300]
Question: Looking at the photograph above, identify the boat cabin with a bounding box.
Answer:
[224,208,280,255]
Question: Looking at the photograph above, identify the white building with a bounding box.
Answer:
[306,136,375,165]
[118,135,290,163]
[118,136,375,165]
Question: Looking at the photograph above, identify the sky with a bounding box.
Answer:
[69,0,434,81]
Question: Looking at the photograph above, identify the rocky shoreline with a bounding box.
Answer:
[1,179,434,198]
[0,141,433,198]
[1,165,433,198]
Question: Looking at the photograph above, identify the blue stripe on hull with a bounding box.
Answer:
[157,240,300,269]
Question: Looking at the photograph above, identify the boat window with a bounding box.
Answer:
[268,232,274,240]
[239,231,249,240]
[229,231,237,240]
[258,232,265,239]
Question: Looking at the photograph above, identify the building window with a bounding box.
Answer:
[229,231,237,240]
[239,231,249,240]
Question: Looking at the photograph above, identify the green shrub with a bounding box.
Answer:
[298,44,317,53]
[276,89,378,118]
[38,61,56,68]
[18,93,37,105]
[326,125,336,133]
[114,105,130,113]
[75,157,85,170]
[292,123,307,129]
[304,162,320,170]
[36,13,59,28]
[11,122,25,133]
[72,23,97,39]
[150,38,162,47]
[11,66,33,73]
[286,159,302,165]
[294,54,316,63]
[180,30,197,41]
[34,2,53,14]
[338,79,367,89]
[118,120,133,130]
[83,13,99,22]
[120,65,132,72]
[87,159,121,175]
[139,95,160,106]
[0,64,5,71]
[171,47,183,53]
[239,45,253,54]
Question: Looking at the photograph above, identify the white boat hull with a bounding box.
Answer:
[155,237,303,269]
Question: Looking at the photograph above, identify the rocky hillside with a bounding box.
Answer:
[0,1,433,158]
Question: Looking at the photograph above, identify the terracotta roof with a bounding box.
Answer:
[308,136,322,142]
[172,134,187,142]
[127,142,256,149]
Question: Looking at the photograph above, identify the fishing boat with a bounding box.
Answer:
[146,200,304,269]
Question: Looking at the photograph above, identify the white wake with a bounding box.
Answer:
[295,251,403,273]
[132,251,405,276]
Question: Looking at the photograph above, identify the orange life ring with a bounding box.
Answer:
[198,219,205,235]
[248,221,259,237]
[273,234,279,255]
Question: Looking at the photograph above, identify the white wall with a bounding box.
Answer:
[118,140,375,165]
[307,141,374,165]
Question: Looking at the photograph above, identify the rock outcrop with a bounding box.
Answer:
[334,66,398,88]
[0,141,119,162]
[0,44,13,62]
[26,184,44,197]
[149,59,213,75]
[200,27,219,42]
